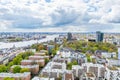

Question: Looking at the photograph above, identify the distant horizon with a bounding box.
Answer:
[0,31,120,34]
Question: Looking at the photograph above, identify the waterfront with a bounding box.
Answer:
[0,35,58,49]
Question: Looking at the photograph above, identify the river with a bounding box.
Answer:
[0,35,58,49]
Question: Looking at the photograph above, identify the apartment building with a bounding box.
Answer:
[32,77,55,80]
[21,59,45,67]
[63,70,74,80]
[41,62,66,79]
[105,66,120,80]
[81,73,96,80]
[29,56,49,60]
[0,72,31,80]
[11,65,39,74]
[72,65,84,78]
[82,63,106,79]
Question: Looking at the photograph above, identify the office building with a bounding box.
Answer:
[118,48,120,60]
[96,31,104,42]
[67,33,72,41]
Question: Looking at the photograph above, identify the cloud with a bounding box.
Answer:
[0,0,120,32]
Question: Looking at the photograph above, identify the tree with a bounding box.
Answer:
[67,62,72,70]
[20,68,29,73]
[63,41,117,53]
[38,44,44,51]
[45,58,49,64]
[0,65,7,72]
[13,66,21,73]
[87,55,91,62]
[7,62,14,70]
[72,60,78,65]
[52,49,56,56]
[4,77,15,80]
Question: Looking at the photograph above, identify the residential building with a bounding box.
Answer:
[34,52,46,56]
[81,72,96,80]
[72,65,84,78]
[63,70,74,80]
[11,65,39,74]
[0,72,31,80]
[32,77,55,80]
[41,62,66,78]
[105,66,120,80]
[82,63,106,79]
[21,59,45,67]
[29,56,49,60]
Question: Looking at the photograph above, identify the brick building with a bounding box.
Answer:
[11,65,39,74]
[0,72,31,80]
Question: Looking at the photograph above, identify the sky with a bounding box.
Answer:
[0,0,120,32]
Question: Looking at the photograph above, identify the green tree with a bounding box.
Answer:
[38,44,44,51]
[4,77,15,80]
[7,62,14,70]
[45,58,49,64]
[13,66,21,73]
[0,65,7,72]
[72,60,78,65]
[63,41,117,53]
[52,49,56,56]
[20,68,29,73]
[87,55,91,62]
[67,62,72,70]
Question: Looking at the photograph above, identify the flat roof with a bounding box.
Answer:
[86,73,95,77]
[11,65,39,68]
[0,72,30,77]
[21,60,44,62]
[32,77,54,80]
[107,66,118,70]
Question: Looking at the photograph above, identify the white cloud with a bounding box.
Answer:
[0,20,13,31]
[0,0,120,32]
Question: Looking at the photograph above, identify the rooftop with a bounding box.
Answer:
[107,66,118,70]
[0,72,30,77]
[32,77,55,80]
[11,65,39,68]
[21,60,44,62]
[29,56,49,58]
[86,73,95,77]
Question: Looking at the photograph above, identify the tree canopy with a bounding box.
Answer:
[13,66,21,73]
[4,77,15,80]
[63,41,117,53]
[20,68,29,73]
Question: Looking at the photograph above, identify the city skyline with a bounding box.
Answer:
[0,0,120,32]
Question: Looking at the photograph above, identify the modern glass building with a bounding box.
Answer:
[96,31,104,42]
[67,32,72,41]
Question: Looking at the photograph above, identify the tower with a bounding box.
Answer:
[96,31,104,42]
[67,32,72,41]
[118,48,120,60]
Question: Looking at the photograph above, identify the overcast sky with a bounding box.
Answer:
[0,0,120,32]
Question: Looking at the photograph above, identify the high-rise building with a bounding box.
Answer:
[67,32,72,41]
[118,48,120,60]
[96,31,104,42]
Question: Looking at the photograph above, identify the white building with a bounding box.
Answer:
[101,52,116,58]
[82,63,106,78]
[81,72,96,80]
[41,62,66,78]
[0,72,31,80]
[105,66,120,80]
[32,77,55,80]
[72,65,84,77]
